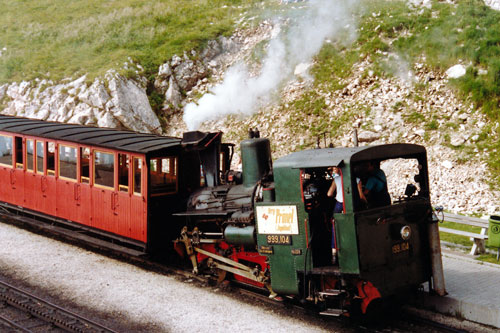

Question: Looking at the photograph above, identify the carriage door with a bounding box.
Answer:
[57,144,78,222]
[77,147,92,226]
[24,139,37,210]
[11,136,25,206]
[130,156,147,243]
[92,150,115,233]
[116,153,132,239]
[0,134,14,201]
[42,141,57,216]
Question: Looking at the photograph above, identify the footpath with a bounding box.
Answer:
[421,249,500,329]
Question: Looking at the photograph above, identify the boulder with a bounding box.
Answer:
[446,64,466,79]
[357,130,381,142]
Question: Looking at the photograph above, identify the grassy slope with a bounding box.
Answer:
[0,0,261,82]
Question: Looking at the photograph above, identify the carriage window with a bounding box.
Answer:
[36,141,44,174]
[15,137,23,169]
[150,156,177,195]
[59,145,77,180]
[80,147,90,184]
[118,153,129,192]
[133,157,142,195]
[94,151,114,189]
[0,135,13,167]
[27,139,34,171]
[47,142,55,176]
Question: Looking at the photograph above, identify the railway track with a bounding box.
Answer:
[0,280,116,333]
[231,282,469,333]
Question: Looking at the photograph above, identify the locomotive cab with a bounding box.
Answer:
[255,144,443,315]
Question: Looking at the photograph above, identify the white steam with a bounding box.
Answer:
[183,0,360,130]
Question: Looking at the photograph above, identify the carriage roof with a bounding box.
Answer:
[0,115,181,154]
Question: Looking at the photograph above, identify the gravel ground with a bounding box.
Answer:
[0,222,348,333]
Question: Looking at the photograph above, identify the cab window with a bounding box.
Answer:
[0,134,13,167]
[353,158,424,211]
[150,156,177,195]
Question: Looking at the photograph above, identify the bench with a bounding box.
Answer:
[438,212,489,255]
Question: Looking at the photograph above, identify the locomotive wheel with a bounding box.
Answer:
[216,269,227,284]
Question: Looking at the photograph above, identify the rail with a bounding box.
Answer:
[0,279,117,332]
[438,211,489,255]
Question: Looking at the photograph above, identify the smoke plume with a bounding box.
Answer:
[183,0,360,130]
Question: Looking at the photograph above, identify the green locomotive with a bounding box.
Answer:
[176,130,446,315]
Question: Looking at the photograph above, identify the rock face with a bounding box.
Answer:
[162,24,500,216]
[0,70,162,134]
[153,35,246,114]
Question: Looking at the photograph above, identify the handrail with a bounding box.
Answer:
[438,211,490,255]
[442,212,489,228]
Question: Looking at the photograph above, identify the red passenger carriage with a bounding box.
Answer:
[0,115,224,253]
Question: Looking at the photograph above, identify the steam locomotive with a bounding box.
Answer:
[0,115,445,316]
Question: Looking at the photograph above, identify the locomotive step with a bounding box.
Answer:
[318,289,344,297]
[310,266,341,275]
[319,308,347,317]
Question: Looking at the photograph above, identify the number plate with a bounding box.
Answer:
[266,234,292,245]
[259,245,274,255]
[392,242,410,254]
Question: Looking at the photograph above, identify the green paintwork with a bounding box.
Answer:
[488,215,500,247]
[274,166,303,203]
[224,225,256,246]
[255,201,309,295]
[259,143,432,296]
[335,212,360,274]
[241,138,272,187]
[255,168,309,295]
[354,199,432,295]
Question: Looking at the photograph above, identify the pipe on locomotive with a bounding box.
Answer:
[241,129,272,188]
[221,129,273,246]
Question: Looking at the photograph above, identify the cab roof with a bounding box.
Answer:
[273,144,426,169]
[0,115,181,154]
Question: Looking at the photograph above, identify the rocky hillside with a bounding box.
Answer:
[162,21,498,216]
[1,0,499,216]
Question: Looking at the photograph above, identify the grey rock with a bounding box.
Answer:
[358,130,381,142]
[158,63,172,77]
[165,77,182,108]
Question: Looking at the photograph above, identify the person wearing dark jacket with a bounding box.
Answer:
[362,161,391,209]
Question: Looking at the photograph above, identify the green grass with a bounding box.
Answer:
[439,221,482,247]
[0,0,262,83]
[439,220,500,265]
[476,253,500,264]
